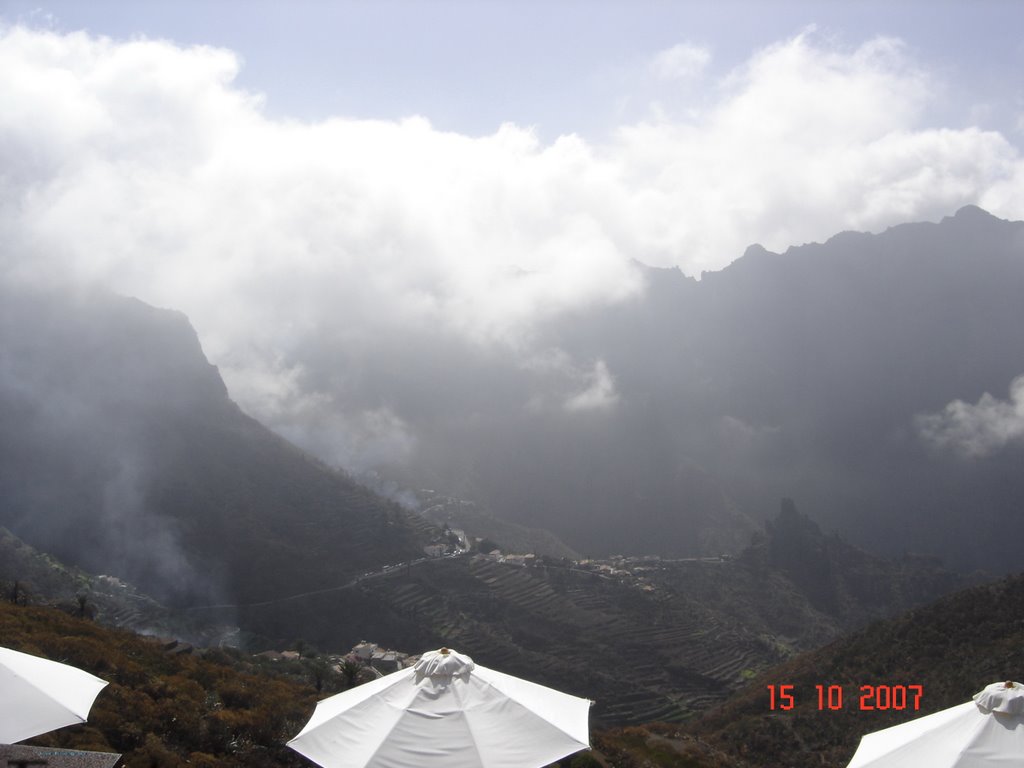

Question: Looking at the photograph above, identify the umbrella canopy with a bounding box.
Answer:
[288,647,591,768]
[847,681,1024,768]
[0,646,109,744]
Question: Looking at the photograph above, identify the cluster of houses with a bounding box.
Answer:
[349,640,415,674]
[253,640,416,678]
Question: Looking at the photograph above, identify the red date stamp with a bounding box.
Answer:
[767,684,923,712]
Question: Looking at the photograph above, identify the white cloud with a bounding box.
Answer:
[607,33,1022,273]
[279,403,418,472]
[650,43,710,81]
[916,376,1024,458]
[564,360,618,413]
[1,25,1022,467]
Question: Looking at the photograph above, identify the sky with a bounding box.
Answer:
[1,0,1023,469]
[4,1,1023,140]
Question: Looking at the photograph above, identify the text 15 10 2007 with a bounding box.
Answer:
[766,684,924,712]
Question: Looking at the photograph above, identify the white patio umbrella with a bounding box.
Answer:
[0,646,109,744]
[847,681,1024,767]
[288,647,591,768]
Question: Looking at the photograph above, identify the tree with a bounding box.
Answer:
[9,579,29,605]
[339,659,361,689]
[306,657,332,694]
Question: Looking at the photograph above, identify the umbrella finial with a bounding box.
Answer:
[1006,681,1015,689]
[440,647,450,655]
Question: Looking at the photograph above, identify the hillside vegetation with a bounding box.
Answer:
[687,571,1024,767]
[0,601,606,768]
[1,601,316,767]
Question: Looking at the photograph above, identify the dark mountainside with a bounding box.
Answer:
[685,570,1024,768]
[383,206,1024,571]
[0,526,239,646]
[0,285,435,616]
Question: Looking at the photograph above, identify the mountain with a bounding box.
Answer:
[376,206,1024,571]
[0,285,435,622]
[685,568,1024,767]
[10,208,1016,583]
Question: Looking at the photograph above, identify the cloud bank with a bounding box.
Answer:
[1,23,1022,469]
[917,376,1024,458]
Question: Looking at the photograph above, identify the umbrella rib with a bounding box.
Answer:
[0,653,105,743]
[358,685,434,768]
[1,664,95,721]
[359,717,401,768]
[451,680,487,768]
[475,671,591,744]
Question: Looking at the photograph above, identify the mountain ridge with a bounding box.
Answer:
[488,205,1024,568]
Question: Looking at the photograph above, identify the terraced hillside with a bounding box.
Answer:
[353,555,768,725]
[185,554,780,724]
[214,506,962,728]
